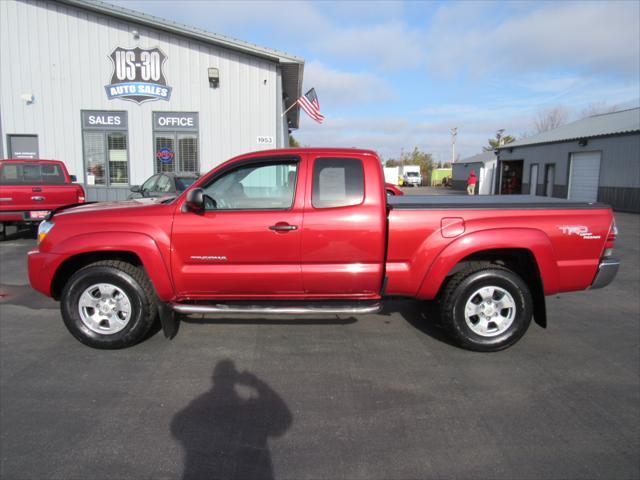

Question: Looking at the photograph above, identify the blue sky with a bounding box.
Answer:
[114,0,639,162]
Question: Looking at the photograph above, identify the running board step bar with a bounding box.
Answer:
[171,302,382,315]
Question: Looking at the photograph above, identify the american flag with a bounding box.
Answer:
[297,88,325,124]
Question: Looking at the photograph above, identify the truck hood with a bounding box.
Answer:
[53,197,172,218]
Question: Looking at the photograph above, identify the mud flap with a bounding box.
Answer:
[158,302,179,339]
[533,288,547,328]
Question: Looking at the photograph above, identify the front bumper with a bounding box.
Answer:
[27,249,62,297]
[590,257,620,289]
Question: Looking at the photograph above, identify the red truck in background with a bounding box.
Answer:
[0,159,85,239]
[27,148,619,351]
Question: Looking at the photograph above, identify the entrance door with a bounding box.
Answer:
[7,134,38,158]
[544,164,555,197]
[499,160,523,194]
[568,152,601,202]
[171,155,305,297]
[529,164,538,195]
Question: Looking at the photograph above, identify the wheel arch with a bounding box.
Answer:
[51,251,142,300]
[417,228,558,327]
[48,232,175,301]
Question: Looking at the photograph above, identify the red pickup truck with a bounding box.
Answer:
[28,148,619,351]
[0,159,85,239]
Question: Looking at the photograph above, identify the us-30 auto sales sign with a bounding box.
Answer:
[104,47,172,103]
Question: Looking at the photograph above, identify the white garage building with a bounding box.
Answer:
[0,0,304,200]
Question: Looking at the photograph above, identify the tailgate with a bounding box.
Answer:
[0,185,81,217]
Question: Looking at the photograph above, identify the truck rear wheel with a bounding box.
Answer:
[60,261,158,349]
[439,265,533,351]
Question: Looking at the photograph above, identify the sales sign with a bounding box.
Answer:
[105,47,172,104]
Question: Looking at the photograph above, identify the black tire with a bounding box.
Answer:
[60,260,158,349]
[439,264,533,352]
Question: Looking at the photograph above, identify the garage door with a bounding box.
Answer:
[568,152,601,202]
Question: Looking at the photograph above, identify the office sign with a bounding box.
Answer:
[153,112,199,131]
[105,47,172,104]
[82,111,128,130]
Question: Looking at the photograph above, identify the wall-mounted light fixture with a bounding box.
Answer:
[21,93,34,105]
[578,139,588,147]
[131,29,140,40]
[208,67,219,88]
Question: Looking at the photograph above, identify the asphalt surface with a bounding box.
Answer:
[1,211,638,480]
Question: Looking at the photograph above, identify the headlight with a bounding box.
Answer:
[37,220,55,244]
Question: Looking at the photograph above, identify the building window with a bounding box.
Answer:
[81,111,129,187]
[153,112,199,174]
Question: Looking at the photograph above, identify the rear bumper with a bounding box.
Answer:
[590,257,620,289]
[0,211,49,223]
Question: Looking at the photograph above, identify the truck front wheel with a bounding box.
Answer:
[60,261,158,349]
[439,265,533,351]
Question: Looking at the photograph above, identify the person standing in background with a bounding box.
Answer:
[467,169,477,195]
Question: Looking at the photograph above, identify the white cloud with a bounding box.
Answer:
[314,22,425,70]
[304,61,394,106]
[427,1,640,78]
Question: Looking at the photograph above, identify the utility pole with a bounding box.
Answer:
[451,127,458,163]
[496,129,505,148]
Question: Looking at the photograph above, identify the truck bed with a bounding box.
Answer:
[388,194,607,210]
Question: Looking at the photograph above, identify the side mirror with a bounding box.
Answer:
[70,175,77,182]
[185,188,204,212]
[130,185,141,193]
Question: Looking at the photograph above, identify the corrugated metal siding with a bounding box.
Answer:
[498,133,639,211]
[499,134,640,188]
[0,0,281,200]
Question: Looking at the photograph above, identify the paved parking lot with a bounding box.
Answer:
[1,213,638,480]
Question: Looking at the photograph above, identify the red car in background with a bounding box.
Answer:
[0,159,85,239]
[385,183,404,196]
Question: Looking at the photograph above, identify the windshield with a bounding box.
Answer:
[0,162,66,185]
[406,171,419,177]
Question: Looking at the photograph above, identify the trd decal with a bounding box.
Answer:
[558,225,601,240]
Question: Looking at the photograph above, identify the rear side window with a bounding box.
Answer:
[312,158,364,208]
[0,163,66,185]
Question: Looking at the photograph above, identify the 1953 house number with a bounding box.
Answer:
[257,136,274,145]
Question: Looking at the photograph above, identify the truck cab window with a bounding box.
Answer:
[312,158,364,208]
[203,161,298,210]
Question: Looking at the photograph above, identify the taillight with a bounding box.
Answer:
[603,219,618,257]
[77,188,86,203]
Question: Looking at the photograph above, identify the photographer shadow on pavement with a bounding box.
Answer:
[171,359,293,480]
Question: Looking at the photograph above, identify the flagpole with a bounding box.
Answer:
[281,101,298,117]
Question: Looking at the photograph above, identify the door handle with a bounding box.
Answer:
[32,187,42,192]
[269,223,298,232]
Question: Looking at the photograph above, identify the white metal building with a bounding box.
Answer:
[0,0,304,200]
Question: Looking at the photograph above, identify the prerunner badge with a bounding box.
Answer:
[104,47,172,103]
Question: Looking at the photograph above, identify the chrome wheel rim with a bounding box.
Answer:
[464,286,516,337]
[78,283,132,335]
